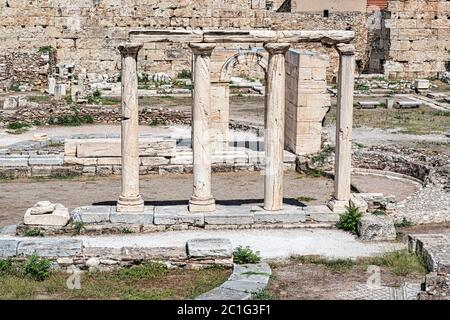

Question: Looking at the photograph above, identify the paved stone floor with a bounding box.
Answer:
[336,283,422,300]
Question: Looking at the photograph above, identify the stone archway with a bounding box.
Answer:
[219,49,268,82]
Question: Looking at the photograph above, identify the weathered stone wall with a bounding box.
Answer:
[384,0,450,79]
[0,0,368,88]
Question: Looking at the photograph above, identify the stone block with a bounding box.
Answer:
[140,157,170,166]
[110,206,154,224]
[254,208,306,223]
[153,205,204,226]
[357,215,397,241]
[204,208,254,225]
[196,286,251,300]
[17,239,82,257]
[0,239,18,257]
[187,238,233,258]
[24,204,70,227]
[29,155,64,165]
[221,279,267,293]
[71,206,112,223]
[0,156,29,167]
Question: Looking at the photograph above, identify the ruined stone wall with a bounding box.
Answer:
[0,0,368,88]
[384,0,450,79]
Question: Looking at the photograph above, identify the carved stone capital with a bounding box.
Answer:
[263,43,290,55]
[335,43,355,56]
[189,43,216,56]
[118,43,143,56]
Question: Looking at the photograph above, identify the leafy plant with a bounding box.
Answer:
[23,255,51,281]
[38,46,53,55]
[0,259,13,275]
[7,122,31,130]
[336,204,363,235]
[72,221,85,235]
[177,69,192,79]
[233,246,261,264]
[252,289,275,300]
[394,217,414,228]
[311,145,334,165]
[50,114,94,126]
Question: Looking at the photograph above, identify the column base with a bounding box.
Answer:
[263,204,283,212]
[117,195,144,213]
[189,197,216,213]
[327,198,349,214]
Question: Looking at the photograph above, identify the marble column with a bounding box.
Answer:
[328,44,355,213]
[263,43,290,211]
[117,43,144,212]
[189,43,216,212]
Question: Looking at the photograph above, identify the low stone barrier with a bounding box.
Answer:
[15,204,338,236]
[196,263,272,300]
[408,234,450,273]
[0,237,234,271]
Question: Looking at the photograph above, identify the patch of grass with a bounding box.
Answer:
[363,250,427,276]
[395,217,414,228]
[0,276,37,300]
[336,204,363,235]
[148,118,170,127]
[120,227,134,234]
[297,196,317,203]
[114,262,168,280]
[0,259,13,275]
[233,246,261,264]
[252,289,275,300]
[49,114,94,126]
[72,221,85,236]
[24,228,44,237]
[311,145,334,165]
[47,141,64,148]
[241,271,271,276]
[160,95,175,100]
[48,172,80,180]
[188,266,230,299]
[9,83,21,92]
[7,122,31,130]
[23,255,51,281]
[291,255,355,272]
[431,110,450,117]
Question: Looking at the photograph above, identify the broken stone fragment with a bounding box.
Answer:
[24,202,70,226]
[357,214,396,241]
[29,201,56,215]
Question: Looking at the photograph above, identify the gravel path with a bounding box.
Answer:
[76,228,404,260]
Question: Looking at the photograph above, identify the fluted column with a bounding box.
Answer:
[328,44,355,213]
[189,43,216,212]
[117,43,144,212]
[263,43,290,211]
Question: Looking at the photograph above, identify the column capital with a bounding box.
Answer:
[118,42,143,56]
[335,43,355,56]
[263,43,290,55]
[189,43,216,55]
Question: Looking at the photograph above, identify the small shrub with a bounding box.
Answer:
[311,145,334,165]
[23,255,51,281]
[38,46,53,54]
[395,217,414,228]
[7,122,30,130]
[72,221,85,235]
[24,228,44,237]
[233,246,261,264]
[0,259,13,275]
[336,204,363,235]
[177,69,192,79]
[252,289,275,300]
[50,114,94,126]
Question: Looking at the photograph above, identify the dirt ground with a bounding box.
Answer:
[267,263,424,300]
[0,172,420,227]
